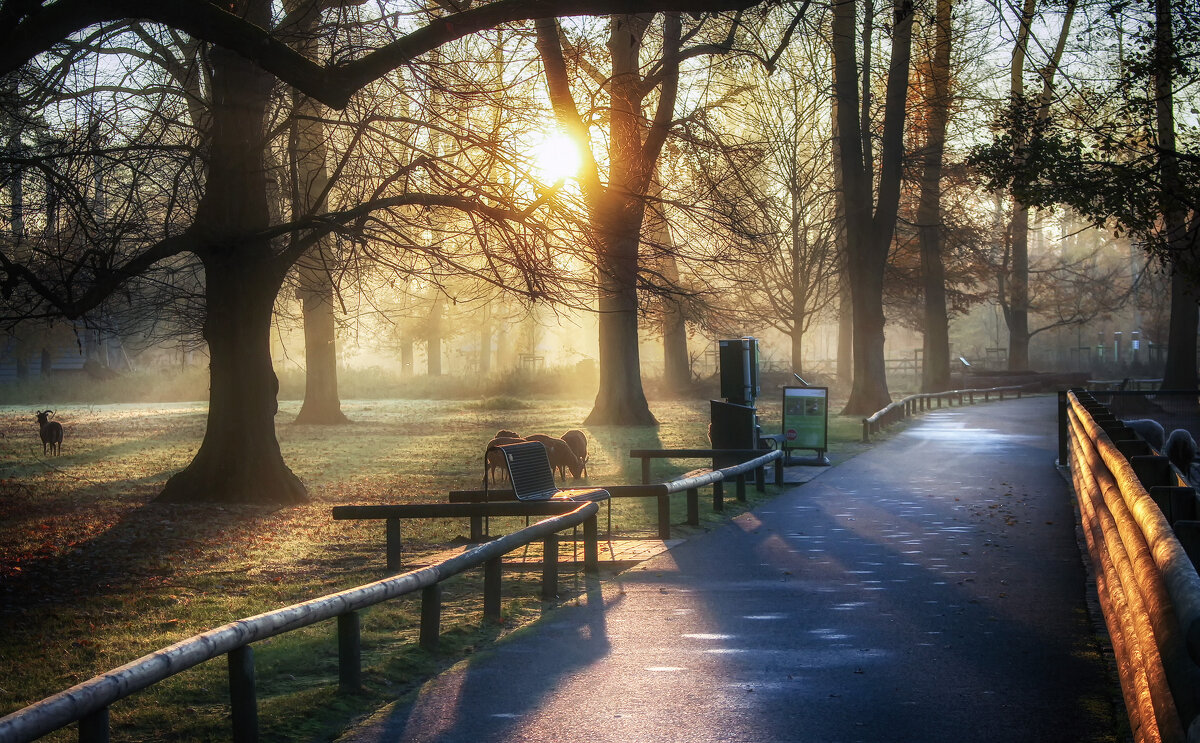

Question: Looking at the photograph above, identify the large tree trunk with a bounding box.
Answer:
[1163,268,1198,388]
[156,18,305,505]
[835,0,912,415]
[295,288,349,423]
[289,2,349,425]
[837,271,853,386]
[1003,0,1073,372]
[426,294,445,376]
[1006,205,1031,370]
[159,256,304,504]
[1155,0,1197,390]
[587,201,657,424]
[919,0,952,392]
[662,301,691,390]
[652,194,691,391]
[479,307,493,374]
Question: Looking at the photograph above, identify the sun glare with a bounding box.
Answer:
[532,132,583,183]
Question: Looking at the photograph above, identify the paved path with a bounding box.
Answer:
[341,395,1119,743]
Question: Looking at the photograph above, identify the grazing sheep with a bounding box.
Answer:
[1125,418,1166,451]
[1164,428,1200,486]
[524,433,584,481]
[35,409,64,456]
[561,429,588,477]
[484,436,525,485]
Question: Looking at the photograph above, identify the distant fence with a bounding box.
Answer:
[860,384,1033,442]
[0,502,601,743]
[1062,389,1200,743]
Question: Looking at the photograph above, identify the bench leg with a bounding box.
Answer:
[775,458,783,486]
[686,488,699,525]
[470,515,483,542]
[755,466,766,493]
[386,518,402,572]
[584,515,599,574]
[641,458,651,485]
[420,585,441,651]
[483,557,502,623]
[542,534,559,599]
[658,495,671,540]
[713,481,724,512]
[736,473,747,502]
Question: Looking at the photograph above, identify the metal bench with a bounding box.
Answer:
[490,440,609,503]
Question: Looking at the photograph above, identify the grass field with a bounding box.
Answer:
[0,392,864,741]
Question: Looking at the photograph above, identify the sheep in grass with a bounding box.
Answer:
[561,429,588,478]
[524,433,584,481]
[484,436,525,485]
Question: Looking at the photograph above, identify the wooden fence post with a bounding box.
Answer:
[420,585,441,651]
[228,646,257,743]
[337,612,361,692]
[483,558,502,623]
[542,534,559,599]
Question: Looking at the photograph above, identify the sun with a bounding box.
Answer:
[532,131,583,183]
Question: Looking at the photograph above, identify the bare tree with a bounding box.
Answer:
[832,0,914,414]
[0,0,753,504]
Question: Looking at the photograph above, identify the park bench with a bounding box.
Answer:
[451,449,783,540]
[333,441,608,572]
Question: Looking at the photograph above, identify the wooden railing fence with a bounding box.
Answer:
[861,384,1032,442]
[1063,389,1200,743]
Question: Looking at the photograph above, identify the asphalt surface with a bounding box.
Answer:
[340,395,1120,743]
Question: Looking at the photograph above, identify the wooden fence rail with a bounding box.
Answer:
[0,502,600,743]
[1064,389,1200,743]
[861,384,1032,442]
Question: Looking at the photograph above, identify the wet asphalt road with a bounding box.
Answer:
[339,395,1119,743]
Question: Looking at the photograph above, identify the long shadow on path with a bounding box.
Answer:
[341,396,1119,743]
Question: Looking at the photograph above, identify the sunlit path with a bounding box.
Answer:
[341,395,1117,743]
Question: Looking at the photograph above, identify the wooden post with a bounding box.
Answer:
[1150,486,1199,524]
[483,558,502,623]
[1131,455,1172,490]
[641,458,651,485]
[420,584,441,650]
[657,495,671,540]
[470,515,483,542]
[713,481,724,512]
[755,466,766,493]
[385,518,402,572]
[1056,391,1069,467]
[228,646,257,743]
[583,515,599,573]
[686,488,699,525]
[542,534,559,599]
[736,473,747,502]
[337,612,361,692]
[79,707,109,743]
[1173,520,1200,568]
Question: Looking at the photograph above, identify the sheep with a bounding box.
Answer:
[1164,428,1200,486]
[524,433,584,481]
[484,436,525,485]
[1124,418,1165,451]
[35,409,64,456]
[561,429,588,478]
